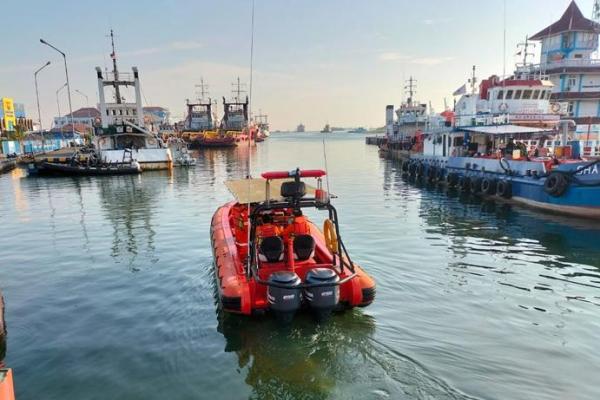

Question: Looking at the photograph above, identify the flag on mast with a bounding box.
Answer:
[452,84,467,96]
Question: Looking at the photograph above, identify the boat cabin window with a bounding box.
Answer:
[505,90,514,100]
[514,90,522,100]
[453,137,464,147]
[532,90,540,99]
[546,91,552,100]
[497,90,504,100]
[522,90,532,100]
[530,140,537,146]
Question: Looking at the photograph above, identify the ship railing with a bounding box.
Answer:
[104,71,135,83]
[523,59,600,71]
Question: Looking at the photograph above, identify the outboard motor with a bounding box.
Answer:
[267,271,302,323]
[304,268,340,321]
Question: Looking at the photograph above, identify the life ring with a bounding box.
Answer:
[496,180,512,198]
[551,103,561,114]
[481,177,497,195]
[323,219,338,253]
[499,103,509,112]
[544,172,568,197]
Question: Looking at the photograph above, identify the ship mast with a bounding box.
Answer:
[469,65,477,95]
[195,78,209,103]
[109,29,122,104]
[232,77,246,102]
[404,76,416,105]
[516,35,536,67]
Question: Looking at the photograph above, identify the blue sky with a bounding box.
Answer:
[1,0,594,130]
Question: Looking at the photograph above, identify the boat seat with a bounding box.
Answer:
[293,234,315,261]
[258,236,284,263]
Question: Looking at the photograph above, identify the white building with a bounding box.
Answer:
[527,1,600,134]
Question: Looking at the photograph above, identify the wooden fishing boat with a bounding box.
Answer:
[211,168,375,321]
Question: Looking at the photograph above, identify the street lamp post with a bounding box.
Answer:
[40,38,74,144]
[34,61,51,152]
[56,83,68,139]
[75,89,92,141]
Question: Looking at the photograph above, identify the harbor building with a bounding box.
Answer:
[53,107,100,131]
[527,1,600,135]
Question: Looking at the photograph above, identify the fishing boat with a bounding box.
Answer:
[211,168,375,321]
[255,112,270,140]
[93,30,172,170]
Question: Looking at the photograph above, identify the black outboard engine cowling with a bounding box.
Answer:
[267,271,302,323]
[304,268,340,321]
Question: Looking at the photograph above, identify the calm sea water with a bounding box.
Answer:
[1,133,599,400]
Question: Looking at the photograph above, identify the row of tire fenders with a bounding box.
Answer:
[398,158,569,198]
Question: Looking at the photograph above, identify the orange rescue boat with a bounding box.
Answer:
[211,168,375,321]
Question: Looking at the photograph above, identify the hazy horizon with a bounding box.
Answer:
[1,0,592,130]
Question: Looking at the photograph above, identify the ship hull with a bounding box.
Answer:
[395,154,600,219]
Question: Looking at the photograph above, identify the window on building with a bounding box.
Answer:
[522,90,532,100]
[106,110,109,116]
[532,90,540,99]
[505,90,514,100]
[574,54,583,59]
[562,32,575,48]
[497,90,504,100]
[514,90,522,100]
[567,102,574,116]
[567,75,577,90]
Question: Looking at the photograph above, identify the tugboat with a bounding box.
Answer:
[183,79,217,149]
[387,56,600,218]
[211,168,376,321]
[195,78,254,148]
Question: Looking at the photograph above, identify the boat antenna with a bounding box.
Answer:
[502,0,506,80]
[245,0,255,275]
[107,29,122,104]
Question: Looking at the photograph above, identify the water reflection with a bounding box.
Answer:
[97,175,159,270]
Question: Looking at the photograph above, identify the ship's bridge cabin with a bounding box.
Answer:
[455,75,559,128]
